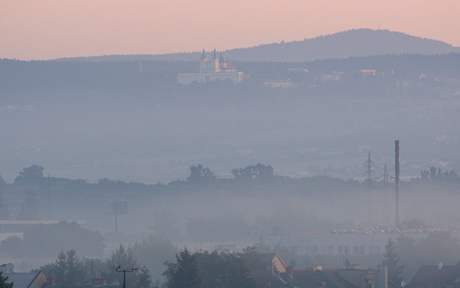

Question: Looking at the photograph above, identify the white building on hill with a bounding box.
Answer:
[177,50,245,85]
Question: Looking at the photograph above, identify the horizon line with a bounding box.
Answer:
[2,27,458,62]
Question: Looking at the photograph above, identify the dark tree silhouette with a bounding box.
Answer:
[187,165,216,185]
[51,250,85,288]
[41,247,151,288]
[231,163,274,181]
[0,272,13,288]
[196,251,255,288]
[104,245,138,284]
[164,249,201,288]
[420,167,459,182]
[14,165,45,185]
[136,267,152,288]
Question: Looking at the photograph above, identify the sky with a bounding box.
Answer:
[1,0,460,60]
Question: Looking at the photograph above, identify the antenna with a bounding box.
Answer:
[394,140,400,228]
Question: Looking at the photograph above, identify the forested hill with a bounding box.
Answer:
[1,54,460,104]
[49,29,460,63]
[226,29,460,62]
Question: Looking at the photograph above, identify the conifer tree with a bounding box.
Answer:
[164,249,201,288]
[0,272,13,288]
[383,239,404,288]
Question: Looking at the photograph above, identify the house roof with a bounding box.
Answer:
[5,273,36,288]
[273,255,289,273]
[5,271,47,288]
[292,270,370,288]
[408,264,460,288]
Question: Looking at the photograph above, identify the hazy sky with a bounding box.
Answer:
[2,0,459,60]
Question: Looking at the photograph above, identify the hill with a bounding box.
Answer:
[55,29,460,63]
[225,28,459,62]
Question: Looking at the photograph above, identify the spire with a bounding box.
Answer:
[201,49,206,60]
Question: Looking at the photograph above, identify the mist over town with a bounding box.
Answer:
[1,2,460,288]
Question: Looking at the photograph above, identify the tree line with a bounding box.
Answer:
[30,240,411,288]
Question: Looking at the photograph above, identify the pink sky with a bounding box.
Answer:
[1,0,459,60]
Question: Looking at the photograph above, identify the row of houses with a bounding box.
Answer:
[271,255,460,288]
[2,254,460,288]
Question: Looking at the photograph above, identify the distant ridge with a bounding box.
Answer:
[56,29,460,63]
[226,29,460,62]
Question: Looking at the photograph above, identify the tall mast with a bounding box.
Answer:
[395,140,400,228]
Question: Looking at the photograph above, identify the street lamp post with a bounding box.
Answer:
[115,266,138,288]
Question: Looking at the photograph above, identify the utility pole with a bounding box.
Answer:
[394,140,400,228]
[114,214,118,233]
[383,164,389,185]
[0,185,9,220]
[46,174,52,218]
[116,266,138,288]
[364,151,375,224]
[365,151,374,186]
[111,200,128,234]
